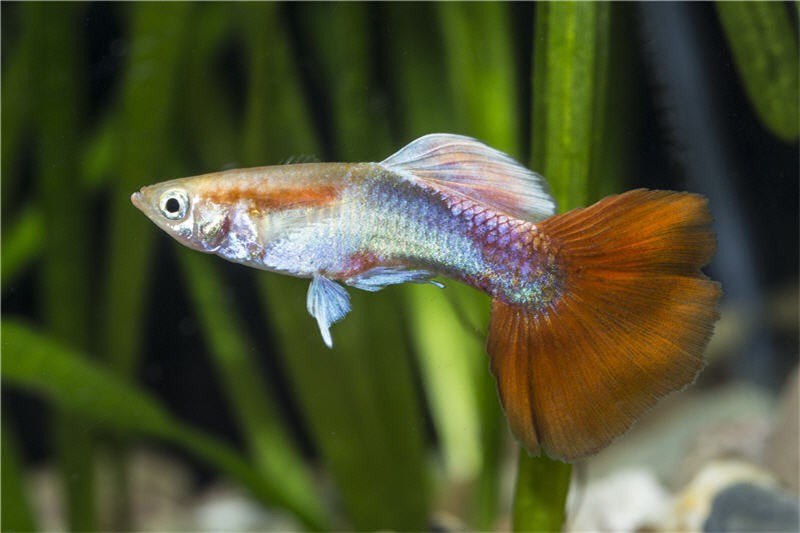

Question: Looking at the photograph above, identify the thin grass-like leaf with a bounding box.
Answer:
[1,419,37,532]
[80,114,120,191]
[515,3,612,530]
[298,3,392,160]
[1,4,38,218]
[405,284,485,480]
[180,4,239,170]
[532,3,610,212]
[26,3,97,529]
[244,5,430,528]
[1,205,44,290]
[97,5,194,528]
[385,5,486,488]
[383,4,507,528]
[29,0,90,356]
[438,3,517,152]
[259,283,432,530]
[174,6,328,527]
[101,2,192,378]
[178,250,328,530]
[436,4,522,526]
[512,454,572,529]
[240,4,318,162]
[589,4,633,200]
[383,3,455,138]
[1,320,316,525]
[717,3,799,141]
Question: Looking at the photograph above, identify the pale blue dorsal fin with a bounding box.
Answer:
[344,267,445,292]
[307,274,351,348]
[380,134,557,222]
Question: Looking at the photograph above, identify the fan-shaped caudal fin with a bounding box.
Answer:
[487,190,721,462]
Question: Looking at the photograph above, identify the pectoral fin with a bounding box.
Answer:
[307,274,351,348]
[345,267,444,292]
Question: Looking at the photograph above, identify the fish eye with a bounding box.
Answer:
[159,189,189,220]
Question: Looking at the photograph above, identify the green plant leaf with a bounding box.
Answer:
[26,3,97,529]
[178,250,328,529]
[2,419,37,532]
[404,283,486,481]
[439,3,517,152]
[240,3,318,162]
[717,2,799,142]
[258,280,432,531]
[589,4,635,200]
[95,6,195,527]
[179,3,239,170]
[1,320,321,528]
[533,2,605,208]
[3,321,179,436]
[532,2,611,212]
[385,4,489,494]
[101,1,193,378]
[512,452,572,531]
[242,5,431,529]
[515,3,614,530]
[1,204,44,290]
[1,6,35,219]
[80,113,120,191]
[298,3,393,160]
[384,3,456,138]
[436,5,521,527]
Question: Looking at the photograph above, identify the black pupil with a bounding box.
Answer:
[165,197,181,213]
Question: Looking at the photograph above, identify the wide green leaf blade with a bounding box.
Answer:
[1,4,35,216]
[385,4,488,495]
[532,2,610,212]
[438,3,517,152]
[178,3,239,170]
[25,3,98,529]
[717,2,799,141]
[385,4,527,527]
[242,5,431,529]
[178,250,328,529]
[101,2,193,378]
[1,419,37,532]
[383,3,455,138]
[516,3,613,530]
[1,320,318,526]
[512,453,572,529]
[4,321,178,433]
[1,205,44,290]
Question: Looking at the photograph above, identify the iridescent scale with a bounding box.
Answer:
[346,169,564,314]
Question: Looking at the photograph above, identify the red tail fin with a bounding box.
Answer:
[487,190,721,461]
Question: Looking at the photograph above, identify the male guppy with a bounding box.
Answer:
[132,134,720,461]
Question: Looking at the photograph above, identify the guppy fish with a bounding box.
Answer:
[132,134,720,461]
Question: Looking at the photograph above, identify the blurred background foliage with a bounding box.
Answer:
[2,2,798,531]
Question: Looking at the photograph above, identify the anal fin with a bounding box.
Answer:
[307,274,351,348]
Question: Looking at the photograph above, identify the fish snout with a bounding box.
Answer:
[130,190,144,210]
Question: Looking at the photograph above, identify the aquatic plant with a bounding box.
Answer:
[2,3,796,531]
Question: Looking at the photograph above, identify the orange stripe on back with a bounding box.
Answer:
[205,185,340,211]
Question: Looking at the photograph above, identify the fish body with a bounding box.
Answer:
[133,161,559,309]
[133,134,720,461]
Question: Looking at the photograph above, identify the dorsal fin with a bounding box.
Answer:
[380,134,556,221]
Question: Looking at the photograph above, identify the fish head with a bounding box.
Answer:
[131,177,230,253]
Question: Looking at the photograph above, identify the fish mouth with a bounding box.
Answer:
[130,190,144,210]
